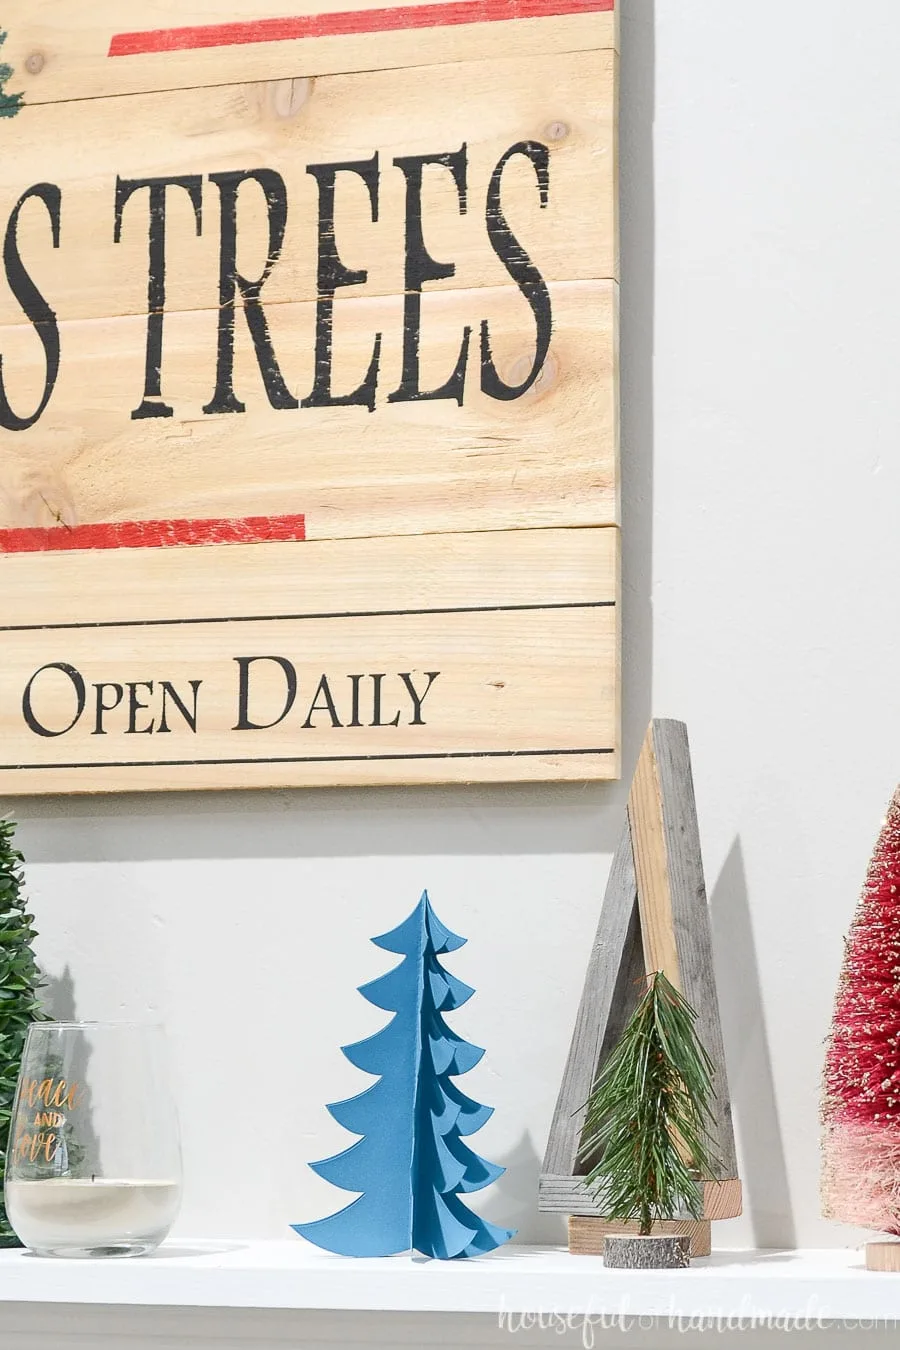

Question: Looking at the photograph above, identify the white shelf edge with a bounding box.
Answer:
[0,1242,894,1320]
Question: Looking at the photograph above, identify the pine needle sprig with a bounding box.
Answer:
[578,971,720,1236]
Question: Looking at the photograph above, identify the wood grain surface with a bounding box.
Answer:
[539,1176,742,1221]
[0,0,619,793]
[0,52,616,328]
[0,525,619,793]
[628,728,681,982]
[540,722,742,1216]
[3,1,617,105]
[568,1216,712,1258]
[866,1242,900,1273]
[0,280,617,538]
[541,821,638,1178]
[650,721,740,1181]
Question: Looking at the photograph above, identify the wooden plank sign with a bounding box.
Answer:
[0,0,619,793]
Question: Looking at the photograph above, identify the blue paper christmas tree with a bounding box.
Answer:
[293,891,514,1259]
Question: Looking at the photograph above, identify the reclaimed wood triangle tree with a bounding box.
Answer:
[540,721,742,1255]
[294,890,514,1259]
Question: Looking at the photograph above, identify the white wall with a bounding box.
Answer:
[9,0,900,1250]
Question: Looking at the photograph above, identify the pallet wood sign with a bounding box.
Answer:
[0,0,619,794]
[540,721,742,1252]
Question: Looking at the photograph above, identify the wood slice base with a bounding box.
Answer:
[866,1241,900,1272]
[604,1233,690,1270]
[569,1216,711,1258]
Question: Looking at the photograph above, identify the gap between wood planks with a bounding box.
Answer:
[6,40,616,112]
[0,279,619,335]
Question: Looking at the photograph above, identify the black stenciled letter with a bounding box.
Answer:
[0,184,62,431]
[114,175,203,420]
[203,170,297,415]
[22,662,85,738]
[126,681,155,734]
[369,673,401,728]
[158,680,202,733]
[302,674,342,729]
[93,682,124,735]
[388,146,470,406]
[233,656,297,730]
[481,142,552,400]
[302,153,381,412]
[399,671,440,725]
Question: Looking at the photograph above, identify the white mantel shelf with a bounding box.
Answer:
[0,1242,895,1321]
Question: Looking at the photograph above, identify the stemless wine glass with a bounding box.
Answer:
[5,1022,182,1258]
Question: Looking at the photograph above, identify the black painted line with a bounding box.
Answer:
[0,748,614,772]
[0,600,615,636]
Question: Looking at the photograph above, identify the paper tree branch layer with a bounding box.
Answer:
[293,891,514,1259]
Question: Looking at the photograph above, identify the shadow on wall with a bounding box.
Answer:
[41,963,78,1020]
[617,0,656,781]
[476,1131,566,1246]
[15,783,620,864]
[711,839,798,1248]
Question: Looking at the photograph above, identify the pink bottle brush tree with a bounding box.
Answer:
[822,787,900,1231]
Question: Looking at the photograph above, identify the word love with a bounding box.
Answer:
[0,140,552,431]
[20,659,440,738]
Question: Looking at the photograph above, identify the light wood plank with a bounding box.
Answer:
[701,1179,742,1221]
[568,1217,711,1258]
[4,3,617,106]
[0,525,619,793]
[0,521,617,625]
[627,726,681,982]
[0,279,617,540]
[866,1243,900,1273]
[0,51,615,329]
[652,720,740,1180]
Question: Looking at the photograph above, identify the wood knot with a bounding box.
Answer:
[268,77,313,119]
[25,52,45,76]
[505,351,559,401]
[544,120,569,143]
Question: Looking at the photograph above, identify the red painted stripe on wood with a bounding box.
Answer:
[0,514,306,554]
[108,0,613,57]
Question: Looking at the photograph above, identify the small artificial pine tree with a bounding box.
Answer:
[0,818,47,1246]
[579,971,719,1236]
[294,891,514,1259]
[0,31,23,119]
[822,787,900,1231]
